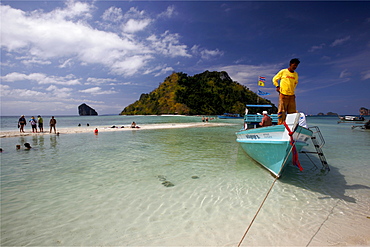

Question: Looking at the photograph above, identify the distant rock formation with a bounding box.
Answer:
[317,112,337,116]
[78,103,98,116]
[326,112,337,116]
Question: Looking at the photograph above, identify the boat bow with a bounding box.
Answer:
[236,113,313,177]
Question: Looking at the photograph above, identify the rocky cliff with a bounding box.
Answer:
[78,103,98,116]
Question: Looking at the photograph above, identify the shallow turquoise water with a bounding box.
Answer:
[1,116,369,246]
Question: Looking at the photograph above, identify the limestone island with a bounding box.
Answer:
[78,103,98,116]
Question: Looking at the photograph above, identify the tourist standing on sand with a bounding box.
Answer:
[18,115,27,133]
[37,115,44,132]
[29,116,37,133]
[272,58,300,125]
[49,116,57,134]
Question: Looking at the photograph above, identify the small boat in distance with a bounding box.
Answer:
[337,115,365,124]
[236,105,328,178]
[218,113,244,119]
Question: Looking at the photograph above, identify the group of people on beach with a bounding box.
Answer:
[110,122,140,129]
[18,115,57,134]
[201,116,215,122]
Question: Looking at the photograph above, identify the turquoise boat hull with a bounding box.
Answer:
[236,124,313,177]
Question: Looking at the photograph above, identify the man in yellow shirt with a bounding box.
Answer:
[272,58,300,125]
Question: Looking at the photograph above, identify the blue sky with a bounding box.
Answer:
[1,1,369,116]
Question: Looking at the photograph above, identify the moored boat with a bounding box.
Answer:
[236,112,313,177]
[351,120,370,130]
[338,115,365,123]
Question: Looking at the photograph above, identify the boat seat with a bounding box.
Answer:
[285,113,300,132]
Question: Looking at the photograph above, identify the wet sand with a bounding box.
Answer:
[0,122,236,138]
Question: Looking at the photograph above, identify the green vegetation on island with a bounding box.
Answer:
[120,71,277,115]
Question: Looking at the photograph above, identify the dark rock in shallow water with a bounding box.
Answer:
[191,176,199,179]
[162,181,174,187]
[78,103,98,116]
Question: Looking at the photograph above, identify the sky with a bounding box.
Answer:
[1,0,369,116]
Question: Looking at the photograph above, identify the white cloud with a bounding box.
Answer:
[147,31,191,57]
[46,85,73,98]
[79,87,101,94]
[79,87,117,95]
[158,5,176,18]
[0,3,198,78]
[0,84,47,98]
[86,77,118,85]
[339,69,351,79]
[110,55,152,76]
[45,85,59,91]
[309,43,325,52]
[191,46,223,60]
[213,64,283,90]
[122,19,151,33]
[38,0,94,22]
[361,70,370,80]
[142,64,174,76]
[123,7,146,19]
[330,36,351,47]
[191,45,200,54]
[0,4,150,76]
[0,84,11,97]
[21,58,52,66]
[1,72,81,85]
[327,49,370,80]
[1,72,32,82]
[155,66,174,77]
[200,49,224,60]
[102,6,123,22]
[59,58,74,68]
[120,7,152,34]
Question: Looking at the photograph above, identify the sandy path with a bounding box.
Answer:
[1,122,237,138]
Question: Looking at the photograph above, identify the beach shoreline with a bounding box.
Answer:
[0,122,236,138]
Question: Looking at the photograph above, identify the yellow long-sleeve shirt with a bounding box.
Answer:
[272,69,298,95]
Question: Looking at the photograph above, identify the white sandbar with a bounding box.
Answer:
[0,122,236,138]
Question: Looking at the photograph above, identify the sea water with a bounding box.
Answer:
[1,116,369,246]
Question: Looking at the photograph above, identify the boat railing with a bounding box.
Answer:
[244,114,278,123]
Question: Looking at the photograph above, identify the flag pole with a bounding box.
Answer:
[257,76,259,104]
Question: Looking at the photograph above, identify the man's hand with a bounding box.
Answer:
[276,86,280,93]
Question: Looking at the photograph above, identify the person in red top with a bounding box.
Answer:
[272,58,300,125]
[259,111,272,127]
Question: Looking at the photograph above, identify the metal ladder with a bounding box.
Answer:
[302,126,330,171]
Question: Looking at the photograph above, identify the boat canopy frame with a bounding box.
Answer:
[244,104,278,128]
[246,104,273,108]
